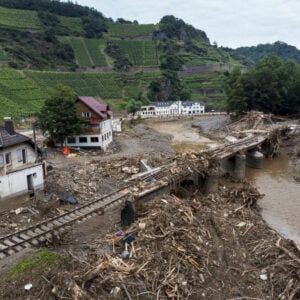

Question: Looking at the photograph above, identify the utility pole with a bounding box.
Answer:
[33,123,37,156]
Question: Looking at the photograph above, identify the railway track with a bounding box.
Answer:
[0,128,284,260]
[212,135,266,159]
[0,187,131,259]
[0,165,172,260]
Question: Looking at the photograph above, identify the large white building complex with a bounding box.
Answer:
[138,101,205,118]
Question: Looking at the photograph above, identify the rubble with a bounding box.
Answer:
[174,150,220,177]
[44,157,147,202]
[1,115,299,299]
[2,182,297,299]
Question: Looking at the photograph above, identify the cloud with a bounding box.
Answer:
[74,0,300,48]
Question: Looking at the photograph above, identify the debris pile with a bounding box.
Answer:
[1,182,300,299]
[264,127,282,157]
[174,151,220,176]
[227,111,275,133]
[225,182,262,207]
[16,182,296,300]
[45,157,145,200]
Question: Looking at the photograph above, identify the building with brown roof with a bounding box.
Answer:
[62,96,113,150]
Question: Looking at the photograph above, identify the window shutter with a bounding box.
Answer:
[17,149,22,161]
[0,154,3,167]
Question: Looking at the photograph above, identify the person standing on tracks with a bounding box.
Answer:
[121,200,135,227]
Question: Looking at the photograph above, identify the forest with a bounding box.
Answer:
[236,41,300,64]
[224,56,300,116]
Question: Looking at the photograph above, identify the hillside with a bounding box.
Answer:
[236,41,300,63]
[0,1,250,119]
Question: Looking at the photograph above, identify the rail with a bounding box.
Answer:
[0,126,287,260]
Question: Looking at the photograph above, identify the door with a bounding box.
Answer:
[27,174,34,192]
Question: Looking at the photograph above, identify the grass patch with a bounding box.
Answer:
[7,249,65,277]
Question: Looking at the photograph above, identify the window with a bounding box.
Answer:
[82,112,91,119]
[5,152,11,165]
[91,137,99,143]
[79,137,87,143]
[0,154,3,168]
[17,148,27,163]
[67,137,76,143]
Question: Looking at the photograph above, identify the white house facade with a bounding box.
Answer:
[138,101,205,118]
[0,120,44,200]
[64,119,113,150]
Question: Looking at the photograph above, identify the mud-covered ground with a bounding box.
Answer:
[1,116,300,299]
[281,129,300,174]
[0,116,223,235]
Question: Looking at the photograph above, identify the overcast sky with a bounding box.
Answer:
[74,0,300,49]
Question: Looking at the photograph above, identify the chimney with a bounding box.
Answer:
[4,117,15,135]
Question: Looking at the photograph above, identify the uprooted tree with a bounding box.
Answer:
[36,85,86,145]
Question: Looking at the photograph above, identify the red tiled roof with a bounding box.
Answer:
[77,96,112,118]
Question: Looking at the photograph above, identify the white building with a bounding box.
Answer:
[138,101,205,118]
[62,96,113,151]
[0,119,44,200]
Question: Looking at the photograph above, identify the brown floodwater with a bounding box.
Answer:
[246,153,300,243]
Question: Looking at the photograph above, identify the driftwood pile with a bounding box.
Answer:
[227,111,275,133]
[173,151,220,177]
[34,182,298,300]
[1,182,300,299]
[265,127,282,157]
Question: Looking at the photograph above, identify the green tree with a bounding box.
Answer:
[148,71,191,101]
[155,15,209,43]
[236,41,300,64]
[105,42,132,71]
[81,15,107,38]
[36,85,86,145]
[224,57,300,116]
[126,99,142,115]
[223,67,248,115]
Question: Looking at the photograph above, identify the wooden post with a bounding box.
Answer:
[33,124,37,156]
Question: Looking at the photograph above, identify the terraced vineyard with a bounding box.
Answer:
[0,7,84,35]
[182,72,226,110]
[0,7,41,30]
[63,38,107,68]
[0,47,9,61]
[68,38,93,67]
[107,23,156,38]
[182,41,243,67]
[111,40,159,66]
[84,39,107,67]
[0,68,157,118]
[25,70,160,103]
[0,68,47,118]
[58,16,84,36]
[121,71,161,98]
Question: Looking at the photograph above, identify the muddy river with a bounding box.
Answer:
[246,153,300,243]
